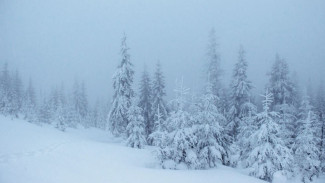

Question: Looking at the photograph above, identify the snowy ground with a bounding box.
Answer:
[0,116,323,183]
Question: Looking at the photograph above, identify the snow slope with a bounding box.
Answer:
[0,116,320,183]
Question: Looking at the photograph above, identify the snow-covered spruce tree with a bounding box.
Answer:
[268,55,297,147]
[108,34,135,137]
[0,63,12,116]
[126,98,146,148]
[245,90,293,182]
[236,104,257,167]
[73,80,89,126]
[206,28,222,99]
[228,46,253,140]
[296,90,313,134]
[38,97,52,124]
[268,55,295,106]
[54,86,66,131]
[22,79,37,122]
[195,83,229,168]
[294,111,320,183]
[149,105,168,148]
[315,81,325,172]
[151,61,168,123]
[63,99,79,128]
[55,101,66,131]
[157,79,198,169]
[10,70,23,117]
[138,67,153,139]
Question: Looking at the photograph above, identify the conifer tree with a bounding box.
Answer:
[11,70,23,117]
[38,97,52,124]
[268,55,297,147]
[73,80,89,125]
[151,61,168,123]
[139,67,153,138]
[149,105,168,147]
[195,83,229,168]
[55,85,66,131]
[206,29,222,98]
[315,81,325,172]
[294,111,320,183]
[0,63,12,116]
[244,90,293,182]
[228,46,253,140]
[22,79,37,122]
[157,79,198,169]
[126,98,146,149]
[108,34,135,136]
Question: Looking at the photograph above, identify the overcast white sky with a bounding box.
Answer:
[1,0,325,103]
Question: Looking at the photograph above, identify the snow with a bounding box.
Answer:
[0,116,322,183]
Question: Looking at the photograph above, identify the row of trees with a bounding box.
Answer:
[107,31,325,183]
[1,30,324,183]
[0,63,108,131]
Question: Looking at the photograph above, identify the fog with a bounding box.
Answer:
[1,0,325,103]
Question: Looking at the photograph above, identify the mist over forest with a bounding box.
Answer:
[1,0,325,102]
[1,1,325,183]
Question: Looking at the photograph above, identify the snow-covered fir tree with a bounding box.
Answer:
[157,79,199,169]
[296,90,314,134]
[206,28,222,98]
[244,90,293,182]
[268,55,297,147]
[138,67,153,139]
[38,97,52,124]
[149,105,168,148]
[126,98,147,149]
[0,63,12,116]
[10,70,23,117]
[108,34,135,137]
[195,83,229,168]
[228,46,253,140]
[54,85,66,131]
[236,103,257,167]
[73,80,89,125]
[294,110,320,183]
[22,79,37,122]
[63,99,79,128]
[268,55,295,106]
[151,61,168,123]
[55,101,66,131]
[315,81,325,172]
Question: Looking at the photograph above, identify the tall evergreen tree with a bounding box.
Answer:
[0,63,12,116]
[228,46,253,140]
[72,80,89,126]
[11,70,23,116]
[294,111,321,182]
[206,28,222,98]
[268,55,297,147]
[22,78,37,122]
[151,61,168,123]
[315,81,325,172]
[138,67,153,138]
[244,90,293,182]
[55,85,67,131]
[268,55,295,106]
[38,97,52,124]
[108,34,135,136]
[195,83,229,168]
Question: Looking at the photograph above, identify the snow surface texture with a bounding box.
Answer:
[0,116,323,183]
